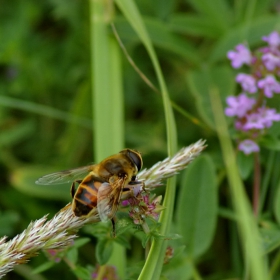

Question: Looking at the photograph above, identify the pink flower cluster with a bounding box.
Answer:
[225,31,280,154]
[122,193,163,225]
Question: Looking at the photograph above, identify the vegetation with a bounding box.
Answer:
[1,0,280,279]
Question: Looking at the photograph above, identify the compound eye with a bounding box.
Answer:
[128,150,143,171]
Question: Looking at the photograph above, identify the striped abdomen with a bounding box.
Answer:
[72,176,104,217]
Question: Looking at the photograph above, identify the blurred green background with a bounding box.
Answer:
[1,0,280,279]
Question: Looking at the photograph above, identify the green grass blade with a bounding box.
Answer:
[90,0,124,161]
[210,87,267,280]
[0,95,92,129]
[89,0,125,277]
[114,0,177,279]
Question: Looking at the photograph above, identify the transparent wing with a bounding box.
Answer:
[97,177,125,222]
[35,165,95,185]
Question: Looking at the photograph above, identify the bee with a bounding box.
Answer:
[36,149,143,226]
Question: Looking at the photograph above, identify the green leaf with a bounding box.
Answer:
[162,257,193,280]
[168,14,223,38]
[114,234,131,249]
[176,155,218,258]
[0,119,35,147]
[0,211,20,236]
[187,0,233,29]
[96,239,114,265]
[143,17,199,63]
[85,221,112,238]
[187,65,235,129]
[73,266,92,280]
[259,135,280,151]
[115,215,135,236]
[267,115,280,137]
[114,16,200,64]
[161,246,192,280]
[152,0,175,19]
[218,207,239,221]
[66,247,78,264]
[274,182,280,225]
[163,233,181,240]
[32,261,55,274]
[72,237,91,248]
[10,165,70,200]
[260,227,280,254]
[209,16,280,63]
[142,229,181,242]
[0,95,92,129]
[142,233,152,248]
[237,151,254,179]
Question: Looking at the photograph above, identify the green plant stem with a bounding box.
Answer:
[111,23,209,131]
[170,100,209,130]
[269,249,280,279]
[96,265,106,280]
[63,257,82,280]
[253,152,261,217]
[209,87,266,280]
[259,151,275,213]
[114,1,177,279]
[90,0,123,160]
[192,266,203,280]
[141,222,151,258]
[89,0,125,277]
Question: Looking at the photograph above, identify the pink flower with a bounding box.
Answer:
[257,75,280,98]
[258,107,280,127]
[128,194,163,224]
[225,93,256,118]
[226,32,280,155]
[121,200,130,207]
[238,139,260,154]
[242,107,280,130]
[46,249,62,263]
[243,112,266,130]
[235,119,245,131]
[261,53,280,71]
[262,31,280,48]
[236,73,257,93]
[227,44,252,68]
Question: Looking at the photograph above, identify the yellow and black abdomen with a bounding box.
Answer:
[72,175,104,217]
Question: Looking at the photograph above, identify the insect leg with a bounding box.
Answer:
[126,181,145,196]
[141,181,146,192]
[111,217,116,237]
[128,180,142,185]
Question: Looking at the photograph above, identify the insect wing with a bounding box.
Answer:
[35,165,95,185]
[97,178,125,222]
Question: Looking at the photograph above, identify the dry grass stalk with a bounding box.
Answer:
[0,139,206,278]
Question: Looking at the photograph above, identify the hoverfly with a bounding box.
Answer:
[36,149,143,227]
